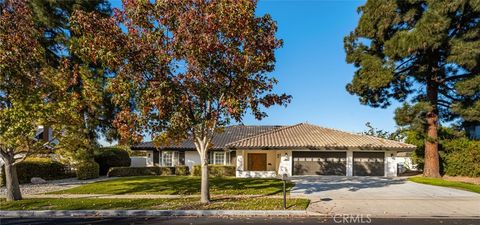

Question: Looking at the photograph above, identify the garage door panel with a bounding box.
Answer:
[293,152,346,176]
[353,152,384,176]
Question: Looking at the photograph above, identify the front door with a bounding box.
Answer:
[247,153,267,171]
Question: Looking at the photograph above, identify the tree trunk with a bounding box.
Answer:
[424,80,441,178]
[4,161,22,201]
[424,111,441,177]
[200,151,210,203]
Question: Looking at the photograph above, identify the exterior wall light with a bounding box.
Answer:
[284,153,289,161]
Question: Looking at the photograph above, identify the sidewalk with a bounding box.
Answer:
[15,194,288,199]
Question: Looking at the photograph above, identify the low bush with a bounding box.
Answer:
[159,167,175,175]
[107,167,175,177]
[175,165,189,176]
[76,161,100,180]
[1,158,73,186]
[191,165,236,177]
[94,148,131,175]
[443,138,480,177]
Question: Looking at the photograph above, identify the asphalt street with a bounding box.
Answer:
[1,217,479,225]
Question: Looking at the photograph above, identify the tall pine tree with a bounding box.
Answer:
[28,0,118,160]
[345,0,479,177]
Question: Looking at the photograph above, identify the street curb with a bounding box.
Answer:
[0,210,309,218]
[1,211,479,219]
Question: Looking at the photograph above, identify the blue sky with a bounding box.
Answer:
[103,0,402,145]
[245,0,400,133]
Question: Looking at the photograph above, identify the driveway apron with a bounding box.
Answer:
[290,176,480,217]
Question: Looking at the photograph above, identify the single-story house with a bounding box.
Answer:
[131,123,416,178]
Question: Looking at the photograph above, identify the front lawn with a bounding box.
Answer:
[408,177,480,194]
[0,198,309,210]
[50,176,294,195]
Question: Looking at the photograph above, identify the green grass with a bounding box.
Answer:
[50,176,294,195]
[0,198,309,210]
[408,177,480,194]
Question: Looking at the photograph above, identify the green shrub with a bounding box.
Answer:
[1,158,73,186]
[191,165,200,176]
[94,147,131,175]
[76,161,100,180]
[443,138,480,177]
[107,167,175,177]
[159,167,175,175]
[191,165,235,177]
[175,165,189,176]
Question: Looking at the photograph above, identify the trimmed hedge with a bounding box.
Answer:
[107,167,175,177]
[175,165,189,176]
[1,158,73,186]
[191,165,236,177]
[94,148,131,175]
[443,138,480,177]
[76,161,100,180]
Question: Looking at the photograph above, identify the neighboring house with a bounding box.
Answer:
[465,123,480,140]
[34,125,59,148]
[0,126,57,167]
[131,123,416,178]
[395,152,417,172]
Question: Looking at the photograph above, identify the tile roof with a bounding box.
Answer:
[131,125,282,150]
[226,123,416,151]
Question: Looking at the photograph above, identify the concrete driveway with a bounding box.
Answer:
[290,176,480,218]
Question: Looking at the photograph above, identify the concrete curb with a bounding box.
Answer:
[1,211,479,219]
[0,210,309,218]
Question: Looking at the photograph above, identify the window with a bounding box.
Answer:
[160,151,179,167]
[213,152,225,165]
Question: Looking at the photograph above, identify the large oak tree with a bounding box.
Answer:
[345,0,479,177]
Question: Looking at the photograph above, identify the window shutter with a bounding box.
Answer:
[179,151,185,165]
[160,152,163,166]
[230,151,236,165]
[173,151,179,166]
[225,152,230,165]
[154,151,160,166]
[208,151,213,164]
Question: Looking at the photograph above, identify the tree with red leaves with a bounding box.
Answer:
[71,0,291,203]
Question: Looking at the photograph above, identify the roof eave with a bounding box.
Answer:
[227,145,417,151]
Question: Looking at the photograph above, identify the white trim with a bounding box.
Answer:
[346,150,353,176]
[213,151,226,165]
[146,151,154,167]
[159,151,179,167]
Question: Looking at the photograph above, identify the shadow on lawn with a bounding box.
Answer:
[96,176,293,196]
[174,197,301,210]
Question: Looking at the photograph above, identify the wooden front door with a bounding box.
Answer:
[247,153,267,171]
